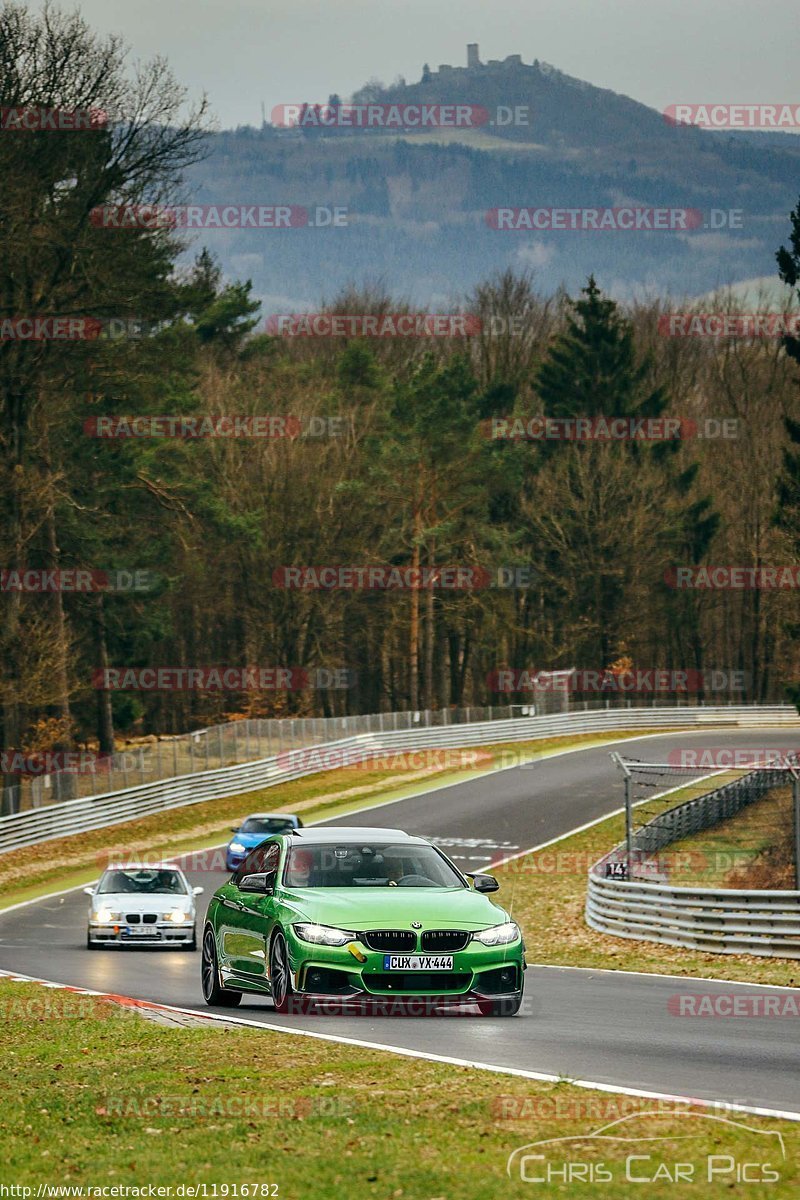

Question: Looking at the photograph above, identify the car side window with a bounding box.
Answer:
[234,840,281,886]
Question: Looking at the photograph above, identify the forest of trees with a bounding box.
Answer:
[3,3,800,791]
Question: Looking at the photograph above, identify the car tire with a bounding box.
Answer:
[269,931,294,1014]
[478,991,523,1017]
[86,931,99,950]
[184,927,198,952]
[201,926,242,1006]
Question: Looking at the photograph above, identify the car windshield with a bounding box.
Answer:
[97,869,188,895]
[239,817,293,834]
[283,843,464,888]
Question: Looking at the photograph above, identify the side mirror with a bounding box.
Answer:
[470,873,499,894]
[193,886,204,896]
[83,886,95,896]
[230,827,240,834]
[239,873,274,894]
[296,818,304,828]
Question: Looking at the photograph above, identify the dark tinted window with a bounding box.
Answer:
[239,817,294,834]
[97,869,188,894]
[283,843,464,888]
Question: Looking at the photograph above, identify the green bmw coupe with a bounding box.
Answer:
[201,826,526,1015]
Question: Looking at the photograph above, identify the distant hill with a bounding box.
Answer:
[184,45,800,309]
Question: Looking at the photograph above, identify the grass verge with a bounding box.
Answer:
[0,729,673,911]
[1,979,797,1197]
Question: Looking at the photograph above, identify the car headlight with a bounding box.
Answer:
[471,921,520,946]
[229,842,246,854]
[93,908,120,923]
[166,910,188,923]
[293,922,356,946]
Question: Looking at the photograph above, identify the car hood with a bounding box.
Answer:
[90,893,194,914]
[278,887,509,931]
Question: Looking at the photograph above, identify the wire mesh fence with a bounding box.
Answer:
[2,702,551,815]
[600,752,800,887]
[587,754,800,956]
[0,689,784,817]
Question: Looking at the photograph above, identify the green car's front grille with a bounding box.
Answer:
[420,930,470,952]
[362,930,417,952]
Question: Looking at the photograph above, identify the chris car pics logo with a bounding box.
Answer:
[507,1111,784,1184]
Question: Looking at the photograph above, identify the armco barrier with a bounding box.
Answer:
[586,763,800,958]
[1,705,797,854]
[586,875,800,958]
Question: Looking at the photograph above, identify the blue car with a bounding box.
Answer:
[225,812,303,870]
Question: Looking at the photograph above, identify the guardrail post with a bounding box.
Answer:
[610,752,634,869]
[794,771,800,891]
[624,772,633,868]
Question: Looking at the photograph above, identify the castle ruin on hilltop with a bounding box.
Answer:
[428,44,530,79]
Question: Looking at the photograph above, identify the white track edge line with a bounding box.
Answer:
[1,967,798,1125]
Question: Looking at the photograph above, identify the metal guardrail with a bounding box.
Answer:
[4,703,566,815]
[586,764,800,958]
[4,693,787,816]
[0,704,797,854]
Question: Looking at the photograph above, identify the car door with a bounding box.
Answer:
[223,841,281,979]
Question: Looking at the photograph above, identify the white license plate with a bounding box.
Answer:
[383,955,453,970]
[124,926,156,936]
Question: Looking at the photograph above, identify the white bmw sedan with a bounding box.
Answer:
[85,863,203,950]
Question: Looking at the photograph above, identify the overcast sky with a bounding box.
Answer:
[45,0,800,130]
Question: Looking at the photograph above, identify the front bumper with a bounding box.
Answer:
[283,932,525,1001]
[88,921,195,946]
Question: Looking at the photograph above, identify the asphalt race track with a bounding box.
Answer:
[2,729,800,1116]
